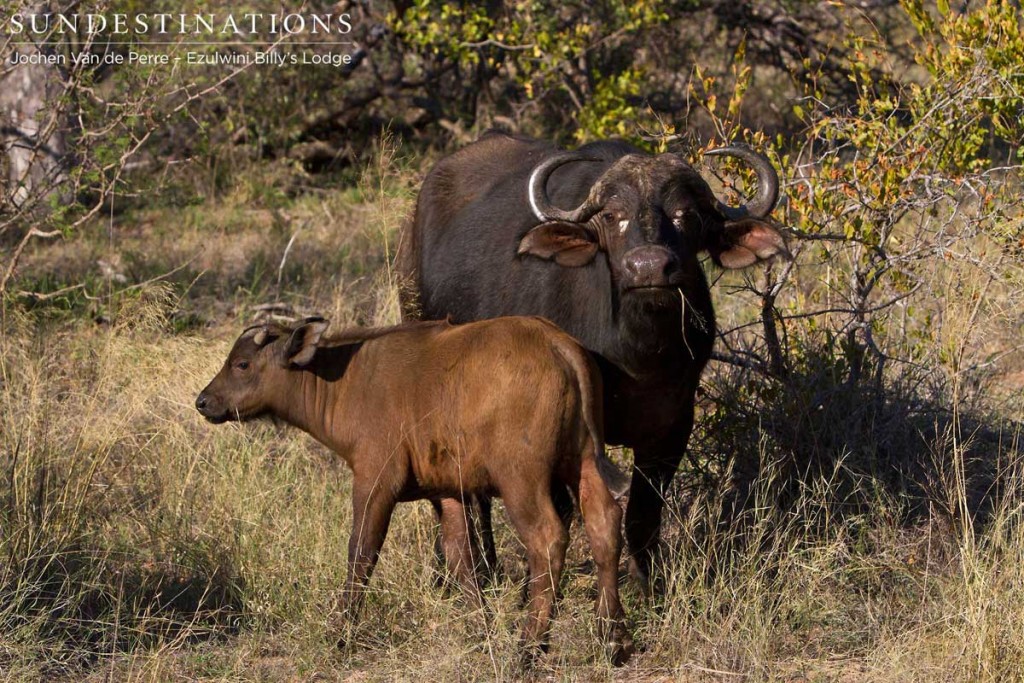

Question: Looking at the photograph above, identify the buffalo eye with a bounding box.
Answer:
[235,360,250,371]
[600,210,616,222]
[672,208,694,229]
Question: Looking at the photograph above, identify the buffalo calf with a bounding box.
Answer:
[196,316,633,665]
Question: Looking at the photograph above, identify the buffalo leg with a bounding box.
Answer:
[331,483,396,641]
[577,456,634,665]
[430,499,447,588]
[502,490,569,666]
[473,495,499,580]
[552,484,576,531]
[625,416,693,593]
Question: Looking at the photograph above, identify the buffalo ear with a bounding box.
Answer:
[517,221,599,267]
[283,317,329,367]
[709,218,790,269]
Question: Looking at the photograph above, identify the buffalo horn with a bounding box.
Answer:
[705,144,780,219]
[527,152,600,223]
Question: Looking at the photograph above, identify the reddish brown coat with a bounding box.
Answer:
[196,316,633,665]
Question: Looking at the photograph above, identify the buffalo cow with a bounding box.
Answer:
[398,132,788,587]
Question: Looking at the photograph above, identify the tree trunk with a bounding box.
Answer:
[0,2,72,212]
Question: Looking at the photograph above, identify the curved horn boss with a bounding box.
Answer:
[704,144,780,219]
[527,152,601,223]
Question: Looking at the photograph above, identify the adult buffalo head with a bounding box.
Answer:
[518,145,788,292]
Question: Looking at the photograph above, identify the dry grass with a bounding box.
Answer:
[2,146,1023,682]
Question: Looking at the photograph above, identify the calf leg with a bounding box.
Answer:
[431,495,498,589]
[434,497,484,607]
[502,491,569,666]
[514,485,575,611]
[578,457,634,665]
[330,483,396,642]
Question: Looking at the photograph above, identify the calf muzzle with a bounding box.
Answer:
[195,389,228,423]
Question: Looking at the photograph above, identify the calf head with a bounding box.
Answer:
[519,145,790,296]
[195,318,329,423]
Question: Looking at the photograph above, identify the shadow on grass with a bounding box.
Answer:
[681,341,1022,539]
[1,542,245,676]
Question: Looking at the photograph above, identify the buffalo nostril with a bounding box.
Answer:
[623,246,678,284]
[195,394,207,412]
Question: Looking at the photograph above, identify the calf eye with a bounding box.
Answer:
[235,361,250,370]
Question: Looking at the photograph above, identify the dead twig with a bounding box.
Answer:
[0,228,63,297]
[14,282,86,301]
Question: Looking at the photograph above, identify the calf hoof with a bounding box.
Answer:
[518,640,549,672]
[606,628,635,666]
[326,611,354,650]
[518,649,539,673]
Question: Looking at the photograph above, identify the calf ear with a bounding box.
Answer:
[518,221,599,267]
[284,318,329,367]
[709,218,791,269]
